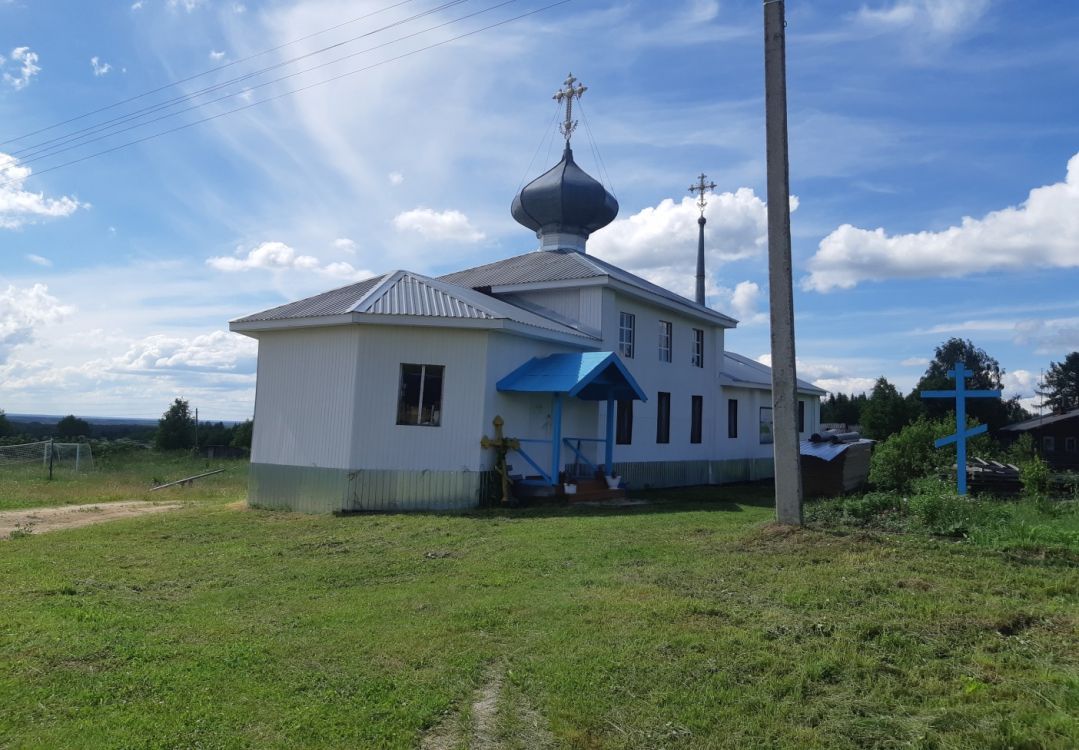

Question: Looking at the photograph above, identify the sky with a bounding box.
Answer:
[1,0,1077,420]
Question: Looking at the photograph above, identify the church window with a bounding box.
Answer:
[658,321,672,363]
[619,312,635,358]
[396,364,444,426]
[798,400,806,433]
[728,399,738,439]
[657,392,671,443]
[692,328,704,368]
[616,400,633,445]
[690,395,703,444]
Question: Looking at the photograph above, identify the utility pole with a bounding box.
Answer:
[763,0,803,525]
[194,407,199,453]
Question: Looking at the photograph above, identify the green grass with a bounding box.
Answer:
[1,460,1077,748]
[0,452,248,510]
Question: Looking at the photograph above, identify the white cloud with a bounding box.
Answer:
[1014,316,1079,355]
[393,208,485,243]
[757,353,878,396]
[332,237,356,253]
[0,152,86,229]
[112,330,257,374]
[855,0,991,36]
[209,50,226,61]
[900,356,930,367]
[206,241,373,280]
[815,376,880,397]
[716,280,767,324]
[90,56,111,76]
[3,47,40,90]
[167,0,207,11]
[388,171,404,185]
[804,152,1079,293]
[26,254,52,267]
[131,1,144,10]
[0,284,72,362]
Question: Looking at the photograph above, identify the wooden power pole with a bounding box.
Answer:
[763,0,803,525]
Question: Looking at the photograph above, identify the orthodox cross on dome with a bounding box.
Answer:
[688,173,716,217]
[553,73,587,143]
[921,361,1003,496]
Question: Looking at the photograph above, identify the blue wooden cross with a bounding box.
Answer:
[920,361,1002,495]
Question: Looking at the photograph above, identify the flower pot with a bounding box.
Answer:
[604,475,621,489]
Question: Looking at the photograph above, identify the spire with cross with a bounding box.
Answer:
[688,173,716,305]
[553,73,587,144]
[688,173,717,217]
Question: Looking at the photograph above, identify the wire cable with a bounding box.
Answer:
[0,0,427,146]
[0,0,573,189]
[577,98,617,198]
[1,0,472,166]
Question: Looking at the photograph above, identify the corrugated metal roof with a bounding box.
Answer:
[440,249,737,327]
[233,270,596,340]
[800,439,875,462]
[1000,408,1079,432]
[496,351,647,401]
[234,275,386,323]
[720,351,827,396]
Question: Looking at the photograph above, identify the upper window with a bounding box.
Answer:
[656,392,671,444]
[1043,435,1056,453]
[1066,436,1078,453]
[616,400,633,445]
[798,400,806,433]
[691,328,704,368]
[728,398,738,439]
[396,364,444,426]
[658,321,672,363]
[690,395,703,444]
[619,312,635,359]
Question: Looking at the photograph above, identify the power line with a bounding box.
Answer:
[0,1,573,189]
[0,0,425,146]
[1,0,473,166]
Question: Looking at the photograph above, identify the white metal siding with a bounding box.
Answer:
[250,327,361,469]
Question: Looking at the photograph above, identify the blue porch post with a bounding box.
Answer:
[551,393,562,486]
[605,395,615,475]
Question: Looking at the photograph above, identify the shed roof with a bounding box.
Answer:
[496,352,647,401]
[440,249,737,328]
[720,351,827,396]
[1000,408,1079,432]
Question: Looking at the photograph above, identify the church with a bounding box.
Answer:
[230,76,824,513]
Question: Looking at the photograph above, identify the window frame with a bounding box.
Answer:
[798,400,806,433]
[396,363,445,427]
[1043,435,1056,453]
[656,391,671,444]
[658,320,672,363]
[728,398,738,439]
[1066,436,1077,453]
[618,311,636,359]
[691,328,704,368]
[690,395,703,444]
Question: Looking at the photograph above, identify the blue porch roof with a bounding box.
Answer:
[496,352,647,402]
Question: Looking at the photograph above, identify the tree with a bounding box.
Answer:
[1039,351,1079,414]
[820,392,866,427]
[0,409,12,437]
[913,338,1025,431]
[55,415,91,439]
[860,377,912,440]
[231,419,253,450]
[156,398,195,450]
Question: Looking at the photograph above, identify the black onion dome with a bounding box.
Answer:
[511,146,618,239]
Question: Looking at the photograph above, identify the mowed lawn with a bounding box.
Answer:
[1,463,1077,749]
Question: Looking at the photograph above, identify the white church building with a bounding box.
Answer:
[231,79,823,513]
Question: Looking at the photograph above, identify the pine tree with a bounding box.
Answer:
[1038,352,1079,414]
[156,398,195,450]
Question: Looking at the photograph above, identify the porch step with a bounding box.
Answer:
[565,478,626,503]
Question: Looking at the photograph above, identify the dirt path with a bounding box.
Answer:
[1,501,182,539]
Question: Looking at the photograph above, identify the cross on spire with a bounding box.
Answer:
[689,173,716,216]
[553,73,587,144]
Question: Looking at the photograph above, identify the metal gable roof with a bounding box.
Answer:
[439,249,737,327]
[1000,408,1079,432]
[720,351,827,396]
[231,270,596,341]
[496,351,647,401]
[233,274,388,323]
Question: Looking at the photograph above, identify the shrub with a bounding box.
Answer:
[869,414,998,493]
[1019,454,1050,497]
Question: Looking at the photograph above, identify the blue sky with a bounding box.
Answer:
[1,0,1077,420]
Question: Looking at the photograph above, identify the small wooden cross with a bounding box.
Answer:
[481,415,520,504]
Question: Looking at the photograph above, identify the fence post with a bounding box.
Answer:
[75,443,81,472]
[48,438,55,480]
